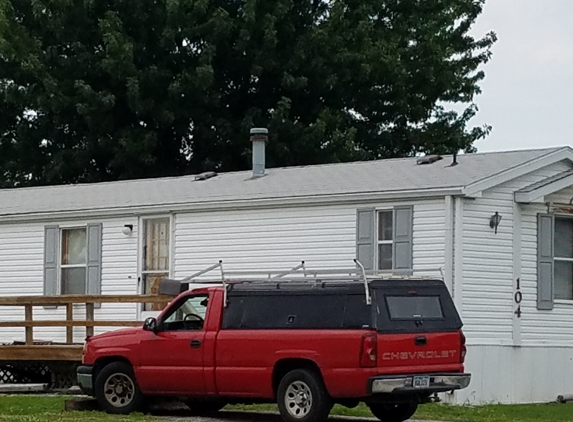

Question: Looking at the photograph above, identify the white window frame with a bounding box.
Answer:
[554,215,573,301]
[139,215,173,317]
[376,210,393,271]
[59,226,88,295]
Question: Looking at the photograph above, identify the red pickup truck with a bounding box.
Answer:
[77,276,470,422]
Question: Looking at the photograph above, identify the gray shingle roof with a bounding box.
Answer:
[0,147,569,218]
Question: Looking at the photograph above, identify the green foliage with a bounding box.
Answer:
[0,0,496,187]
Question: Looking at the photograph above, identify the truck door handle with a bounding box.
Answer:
[190,340,202,348]
[415,336,427,346]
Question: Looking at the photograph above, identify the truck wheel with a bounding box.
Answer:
[277,369,332,422]
[367,402,418,422]
[94,362,143,414]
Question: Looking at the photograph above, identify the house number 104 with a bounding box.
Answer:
[514,278,522,318]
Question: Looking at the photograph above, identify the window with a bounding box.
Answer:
[555,217,573,300]
[222,293,371,330]
[60,228,87,294]
[377,211,393,270]
[373,283,462,333]
[356,206,413,273]
[161,295,209,331]
[142,218,170,311]
[44,224,102,298]
[386,296,444,320]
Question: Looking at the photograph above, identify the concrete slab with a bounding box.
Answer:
[0,383,47,393]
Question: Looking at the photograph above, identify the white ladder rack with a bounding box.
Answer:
[161,260,443,307]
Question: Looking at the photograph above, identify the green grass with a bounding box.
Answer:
[0,396,150,422]
[0,395,571,422]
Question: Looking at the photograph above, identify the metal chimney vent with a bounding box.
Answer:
[250,128,268,177]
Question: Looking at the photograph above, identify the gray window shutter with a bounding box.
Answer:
[393,206,413,272]
[44,226,59,309]
[537,214,554,310]
[87,223,103,296]
[356,208,375,271]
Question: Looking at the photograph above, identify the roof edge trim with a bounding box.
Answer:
[0,187,464,224]
[515,170,573,203]
[463,147,573,197]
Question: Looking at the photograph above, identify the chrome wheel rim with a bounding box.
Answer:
[104,372,135,408]
[285,380,313,418]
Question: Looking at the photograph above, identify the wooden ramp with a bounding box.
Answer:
[0,293,172,387]
[0,345,84,361]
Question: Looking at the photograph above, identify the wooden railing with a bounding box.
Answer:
[0,294,173,346]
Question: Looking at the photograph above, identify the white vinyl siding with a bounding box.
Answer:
[412,201,445,271]
[546,185,573,204]
[519,167,573,343]
[0,218,139,343]
[174,206,358,275]
[521,202,573,346]
[462,191,515,341]
[173,201,443,280]
[0,202,443,344]
[461,161,573,344]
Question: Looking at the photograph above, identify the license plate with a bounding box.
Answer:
[413,376,430,388]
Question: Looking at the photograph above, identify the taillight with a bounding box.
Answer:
[460,330,467,363]
[360,333,377,367]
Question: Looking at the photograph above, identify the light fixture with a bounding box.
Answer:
[122,224,133,236]
[489,212,502,234]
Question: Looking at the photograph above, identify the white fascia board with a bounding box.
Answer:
[462,147,573,198]
[0,187,464,224]
[514,172,573,203]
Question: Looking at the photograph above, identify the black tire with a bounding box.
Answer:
[94,361,143,414]
[368,402,418,422]
[184,400,226,414]
[277,369,333,422]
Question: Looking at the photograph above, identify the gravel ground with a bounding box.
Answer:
[148,405,438,422]
[64,397,441,422]
[157,410,435,422]
[158,410,375,421]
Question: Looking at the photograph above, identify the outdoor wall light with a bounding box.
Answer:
[122,224,134,236]
[489,212,502,234]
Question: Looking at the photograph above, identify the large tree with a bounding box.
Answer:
[0,0,496,187]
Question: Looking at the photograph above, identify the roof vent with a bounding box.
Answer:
[450,151,459,167]
[194,171,218,181]
[416,155,443,165]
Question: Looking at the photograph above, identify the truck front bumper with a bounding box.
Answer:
[77,365,94,396]
[368,373,471,394]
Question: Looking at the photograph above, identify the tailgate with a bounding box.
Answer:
[376,332,462,369]
[371,280,464,370]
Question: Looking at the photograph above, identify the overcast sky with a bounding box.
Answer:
[468,0,573,152]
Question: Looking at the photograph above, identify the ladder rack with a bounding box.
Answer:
[158,260,444,307]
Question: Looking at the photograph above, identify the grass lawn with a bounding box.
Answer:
[0,395,571,422]
[232,402,573,422]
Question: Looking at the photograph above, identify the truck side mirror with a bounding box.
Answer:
[143,317,158,332]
